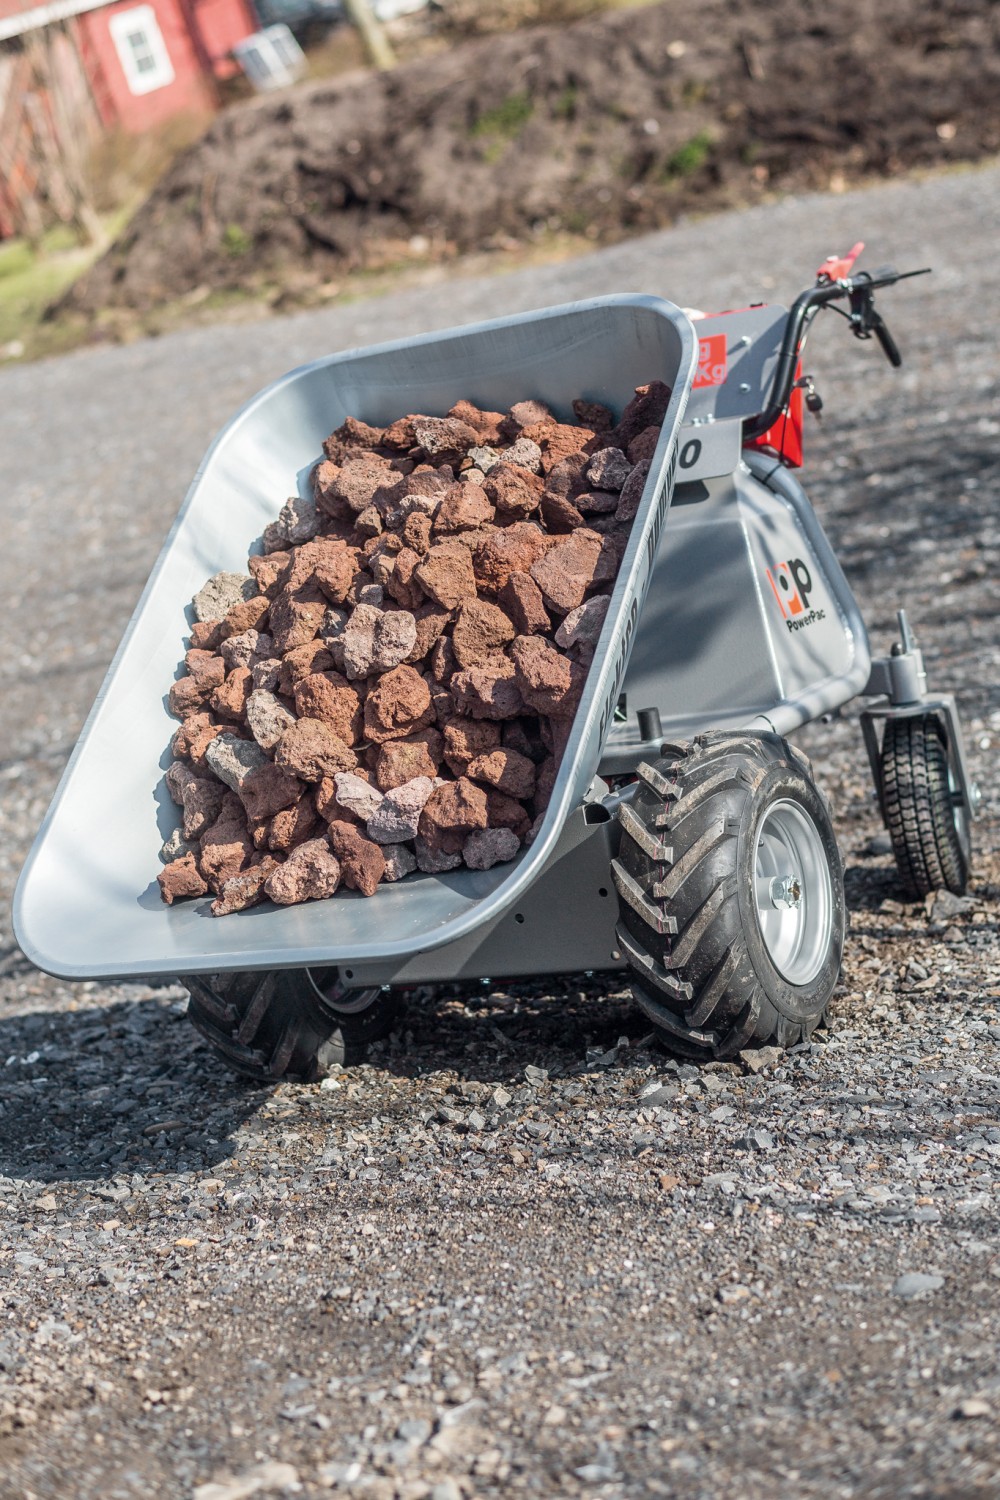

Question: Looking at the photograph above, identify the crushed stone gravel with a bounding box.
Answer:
[0,165,999,1498]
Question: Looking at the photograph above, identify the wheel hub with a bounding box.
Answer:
[753,800,833,985]
[767,874,802,910]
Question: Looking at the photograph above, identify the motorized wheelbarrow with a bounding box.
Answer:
[13,266,977,1082]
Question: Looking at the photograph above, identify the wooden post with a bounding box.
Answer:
[342,0,396,70]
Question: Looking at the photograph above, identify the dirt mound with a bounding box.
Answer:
[62,0,1000,321]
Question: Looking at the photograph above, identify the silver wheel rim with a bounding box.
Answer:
[305,968,382,1015]
[753,799,833,985]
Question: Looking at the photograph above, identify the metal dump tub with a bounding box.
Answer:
[14,294,697,981]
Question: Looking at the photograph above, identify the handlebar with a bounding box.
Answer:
[743,263,929,440]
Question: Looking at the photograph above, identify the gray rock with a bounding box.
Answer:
[462,826,520,870]
[191,571,255,623]
[467,445,502,472]
[736,1128,776,1151]
[381,843,419,882]
[739,1046,784,1074]
[414,837,462,873]
[275,493,319,545]
[368,777,437,844]
[246,690,296,752]
[333,772,385,822]
[554,594,610,654]
[503,437,543,473]
[158,827,195,864]
[586,446,632,490]
[250,657,282,692]
[892,1272,945,1298]
[204,733,268,790]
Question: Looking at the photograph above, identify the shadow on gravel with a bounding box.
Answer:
[843,861,908,916]
[378,974,661,1085]
[0,996,266,1187]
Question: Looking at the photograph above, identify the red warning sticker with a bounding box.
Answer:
[693,333,728,389]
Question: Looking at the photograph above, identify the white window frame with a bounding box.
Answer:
[109,5,175,96]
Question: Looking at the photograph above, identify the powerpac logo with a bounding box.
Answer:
[693,333,727,389]
[766,558,827,633]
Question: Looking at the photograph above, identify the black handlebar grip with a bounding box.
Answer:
[872,310,902,367]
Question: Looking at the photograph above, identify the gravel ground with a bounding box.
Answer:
[1,164,999,1499]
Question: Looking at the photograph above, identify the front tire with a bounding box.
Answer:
[184,969,401,1082]
[880,714,971,899]
[612,731,845,1059]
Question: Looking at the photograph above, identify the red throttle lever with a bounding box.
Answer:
[816,241,865,283]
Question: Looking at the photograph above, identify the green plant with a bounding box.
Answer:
[663,130,714,180]
[222,223,253,258]
[471,91,534,141]
[553,84,579,121]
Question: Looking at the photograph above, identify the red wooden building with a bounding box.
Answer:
[0,0,257,237]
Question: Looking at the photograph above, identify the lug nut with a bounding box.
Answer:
[769,874,802,910]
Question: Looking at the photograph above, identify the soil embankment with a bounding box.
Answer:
[62,1,1000,324]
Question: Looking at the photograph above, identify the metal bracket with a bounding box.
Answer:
[859,610,979,824]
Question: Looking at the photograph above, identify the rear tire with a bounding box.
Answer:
[880,714,971,899]
[184,969,401,1083]
[612,731,845,1059]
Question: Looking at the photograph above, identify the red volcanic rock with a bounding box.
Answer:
[466,747,536,799]
[248,551,291,598]
[449,657,525,720]
[414,540,479,610]
[363,665,434,743]
[269,585,327,653]
[522,421,596,474]
[432,483,495,535]
[484,788,532,841]
[198,794,255,894]
[573,398,614,431]
[210,666,252,723]
[163,385,653,910]
[274,718,357,781]
[373,729,443,791]
[211,858,279,916]
[171,712,225,768]
[158,853,208,905]
[293,671,362,746]
[267,796,319,853]
[510,635,585,719]
[417,776,489,854]
[540,492,586,533]
[323,416,385,462]
[277,640,334,691]
[451,598,516,669]
[265,840,341,904]
[442,716,502,776]
[472,522,550,595]
[219,594,270,641]
[483,465,544,523]
[237,761,303,822]
[189,619,223,651]
[447,400,506,444]
[529,530,603,613]
[408,605,451,665]
[614,380,671,450]
[325,820,386,897]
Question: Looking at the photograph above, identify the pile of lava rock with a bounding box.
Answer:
[157,381,669,915]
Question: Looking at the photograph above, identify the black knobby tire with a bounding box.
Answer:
[880,714,971,900]
[184,969,401,1083]
[612,731,845,1059]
